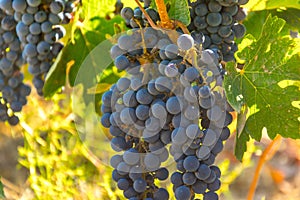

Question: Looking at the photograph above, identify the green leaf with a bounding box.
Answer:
[43,16,124,97]
[245,0,300,11]
[242,10,271,40]
[243,9,300,42]
[235,105,250,161]
[0,178,4,198]
[224,15,300,143]
[272,8,300,32]
[266,0,300,10]
[167,0,191,26]
[81,0,114,19]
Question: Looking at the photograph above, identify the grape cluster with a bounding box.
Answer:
[188,0,248,62]
[101,26,233,199]
[0,0,76,96]
[0,9,31,125]
[120,1,159,29]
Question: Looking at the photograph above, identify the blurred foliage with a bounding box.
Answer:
[0,177,4,198]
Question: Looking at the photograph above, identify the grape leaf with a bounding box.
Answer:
[235,105,250,161]
[243,9,300,42]
[224,15,300,146]
[266,0,300,10]
[0,178,4,199]
[272,8,300,32]
[245,0,300,11]
[167,0,191,26]
[43,16,124,97]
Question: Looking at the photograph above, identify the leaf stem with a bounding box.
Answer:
[155,0,174,29]
[246,134,282,200]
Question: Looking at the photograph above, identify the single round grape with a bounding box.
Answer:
[220,127,230,141]
[193,16,207,29]
[208,1,222,12]
[116,77,130,92]
[203,191,219,200]
[153,188,169,200]
[12,0,27,12]
[120,107,137,125]
[192,180,207,194]
[175,185,191,200]
[29,23,41,35]
[110,154,123,168]
[221,12,233,26]
[135,104,149,121]
[172,127,188,145]
[117,178,130,190]
[16,22,29,37]
[198,85,211,98]
[8,115,19,126]
[117,161,131,176]
[124,187,138,199]
[164,63,178,78]
[232,23,246,38]
[41,21,53,33]
[34,11,47,23]
[118,34,134,51]
[195,164,211,180]
[144,153,160,170]
[184,67,199,82]
[186,124,203,139]
[123,148,140,165]
[177,34,194,51]
[207,105,223,122]
[48,13,62,25]
[194,3,208,16]
[50,0,65,14]
[164,44,178,59]
[110,136,128,152]
[184,105,199,121]
[171,172,183,186]
[37,41,51,55]
[196,146,211,160]
[121,7,134,20]
[23,43,37,57]
[206,13,222,27]
[203,129,217,146]
[155,167,169,180]
[129,165,143,181]
[114,55,130,70]
[145,117,161,132]
[26,0,41,7]
[183,172,197,185]
[151,102,167,120]
[204,169,217,184]
[208,178,221,191]
[183,155,200,172]
[136,88,153,105]
[133,178,147,193]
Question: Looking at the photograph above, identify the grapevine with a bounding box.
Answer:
[0,0,77,125]
[100,0,245,199]
[0,0,299,199]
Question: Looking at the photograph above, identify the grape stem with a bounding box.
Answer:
[134,0,158,28]
[246,134,282,200]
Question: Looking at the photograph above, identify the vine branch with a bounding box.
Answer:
[247,135,282,200]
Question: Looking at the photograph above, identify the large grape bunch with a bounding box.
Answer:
[0,0,76,96]
[101,23,233,199]
[188,0,248,62]
[0,9,31,125]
